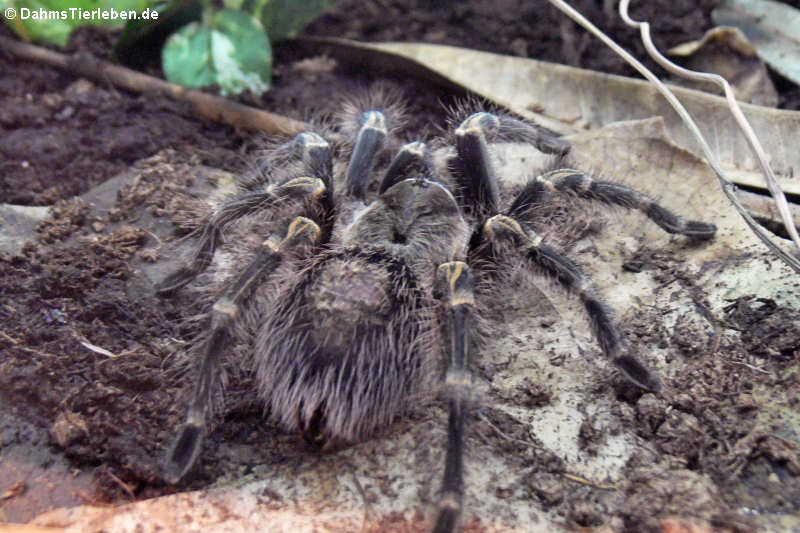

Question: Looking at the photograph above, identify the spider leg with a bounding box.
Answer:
[432,261,475,533]
[451,112,570,214]
[453,113,502,213]
[508,169,717,239]
[346,110,388,200]
[378,141,434,194]
[241,131,334,192]
[156,177,327,294]
[490,114,571,157]
[164,216,321,483]
[294,131,335,195]
[481,214,661,392]
[156,133,332,295]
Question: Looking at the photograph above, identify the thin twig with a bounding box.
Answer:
[561,472,618,490]
[771,433,800,449]
[1,331,58,358]
[476,411,539,450]
[618,0,800,251]
[726,359,769,374]
[548,0,800,273]
[0,35,309,136]
[0,480,26,501]
[104,469,136,500]
[78,339,118,358]
[345,462,373,533]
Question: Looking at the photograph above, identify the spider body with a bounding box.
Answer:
[257,246,438,446]
[262,173,471,446]
[158,100,716,533]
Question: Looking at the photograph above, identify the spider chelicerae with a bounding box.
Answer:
[157,96,716,533]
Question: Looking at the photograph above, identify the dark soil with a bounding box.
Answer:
[1,1,799,531]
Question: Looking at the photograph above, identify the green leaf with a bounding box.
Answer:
[1,0,82,46]
[115,0,203,69]
[210,8,271,95]
[162,8,271,96]
[2,0,156,46]
[162,21,216,88]
[256,0,338,42]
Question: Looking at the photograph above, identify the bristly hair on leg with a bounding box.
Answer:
[509,166,716,242]
[328,83,411,201]
[241,122,339,192]
[441,102,572,219]
[505,161,610,247]
[335,82,409,146]
[442,99,569,159]
[440,95,501,135]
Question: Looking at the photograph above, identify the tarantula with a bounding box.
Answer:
[156,99,716,532]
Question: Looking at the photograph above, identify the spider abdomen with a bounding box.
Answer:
[308,256,393,334]
[254,248,438,445]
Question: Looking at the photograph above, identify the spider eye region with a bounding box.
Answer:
[348,177,468,261]
[381,178,459,220]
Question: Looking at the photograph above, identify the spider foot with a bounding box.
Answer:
[432,491,461,533]
[165,421,205,483]
[614,354,662,393]
[156,267,202,295]
[645,201,717,239]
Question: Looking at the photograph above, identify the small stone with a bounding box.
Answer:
[41,93,64,108]
[737,393,757,411]
[139,248,159,263]
[50,411,88,448]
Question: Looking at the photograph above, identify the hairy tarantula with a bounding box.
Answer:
[157,98,716,532]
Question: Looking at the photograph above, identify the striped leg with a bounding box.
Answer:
[157,176,327,294]
[240,132,334,193]
[164,216,321,483]
[346,110,388,200]
[508,169,717,239]
[157,132,332,294]
[378,141,434,194]
[450,112,571,215]
[432,261,475,533]
[483,214,661,392]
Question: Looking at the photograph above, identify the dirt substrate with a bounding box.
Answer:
[1,1,799,532]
